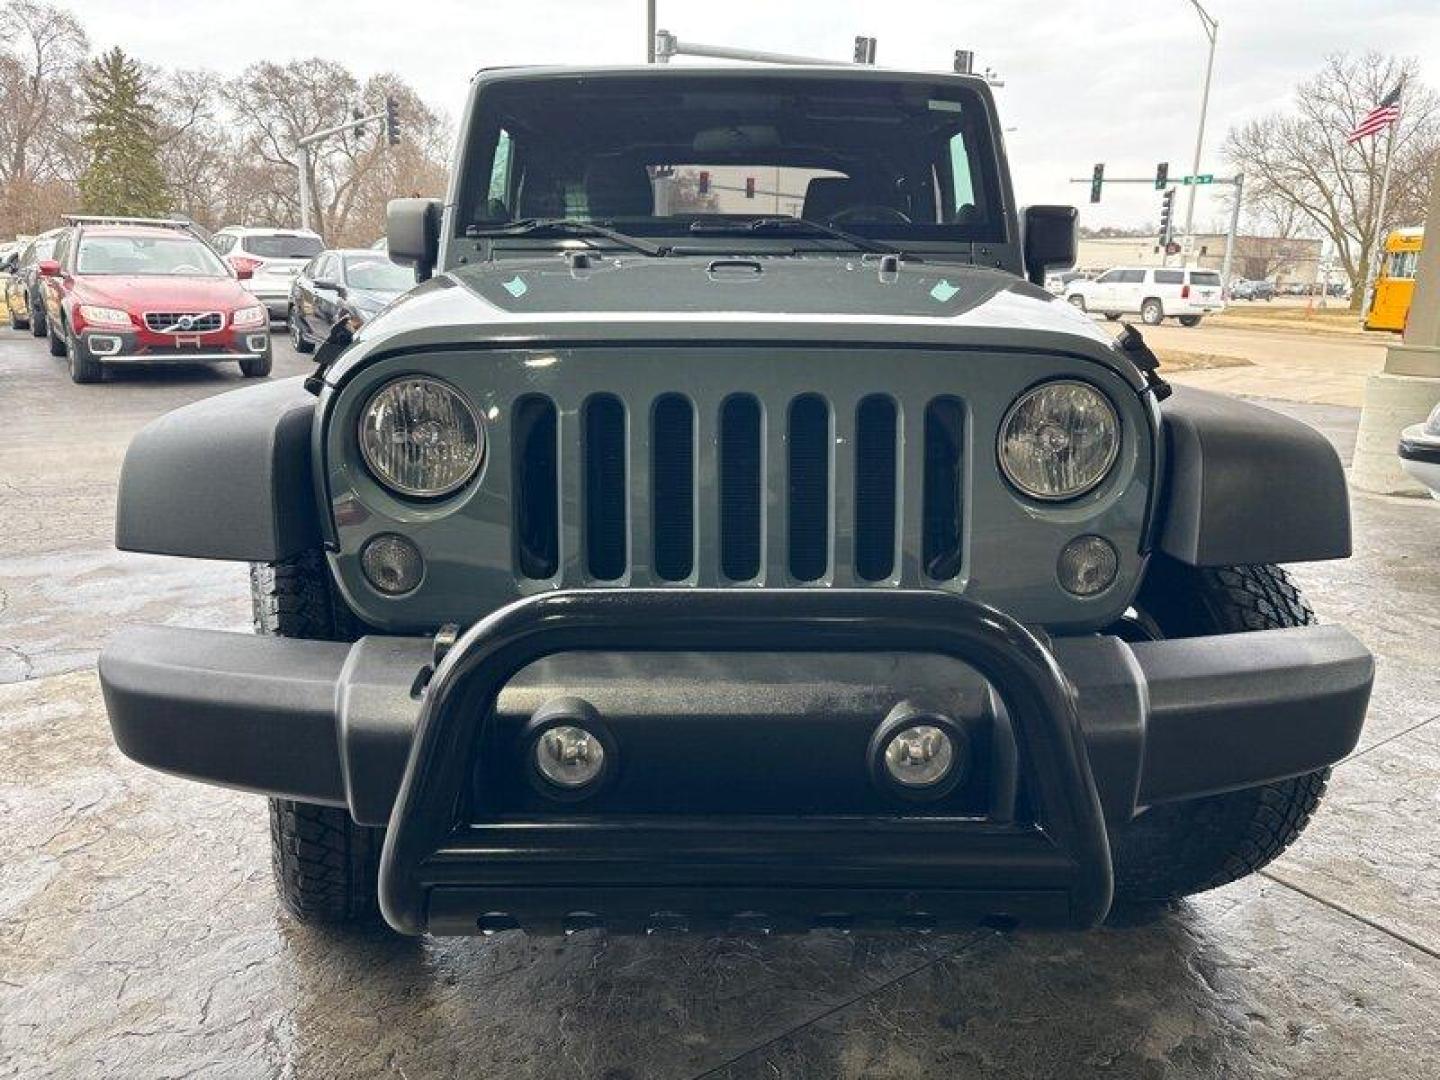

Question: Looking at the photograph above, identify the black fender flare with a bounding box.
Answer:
[116,377,321,561]
[1156,386,1351,566]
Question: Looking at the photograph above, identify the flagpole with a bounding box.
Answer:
[1363,89,1402,313]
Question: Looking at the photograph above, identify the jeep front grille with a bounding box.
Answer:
[510,392,965,587]
[144,311,223,333]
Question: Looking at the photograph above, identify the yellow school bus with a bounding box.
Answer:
[1365,227,1424,333]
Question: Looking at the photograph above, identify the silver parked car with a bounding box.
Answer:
[211,226,325,321]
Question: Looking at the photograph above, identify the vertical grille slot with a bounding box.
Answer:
[651,394,695,581]
[583,394,627,580]
[787,393,831,582]
[511,395,558,579]
[719,394,762,581]
[854,395,898,581]
[922,397,965,581]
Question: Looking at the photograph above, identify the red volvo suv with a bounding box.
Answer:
[39,216,272,383]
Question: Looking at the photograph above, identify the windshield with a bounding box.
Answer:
[343,255,413,292]
[242,234,324,259]
[76,234,229,277]
[460,74,1005,246]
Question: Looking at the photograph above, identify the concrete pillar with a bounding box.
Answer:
[1352,159,1440,495]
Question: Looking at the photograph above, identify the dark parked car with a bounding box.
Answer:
[3,227,65,336]
[287,248,414,353]
[100,63,1372,937]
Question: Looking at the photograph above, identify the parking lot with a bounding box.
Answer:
[2,316,1438,1080]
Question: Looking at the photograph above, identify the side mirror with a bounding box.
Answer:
[386,197,442,280]
[1022,205,1078,287]
[1,255,16,274]
[312,279,345,297]
[38,259,61,278]
[234,265,254,281]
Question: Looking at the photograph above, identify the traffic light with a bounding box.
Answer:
[853,36,877,64]
[1158,188,1176,243]
[1090,163,1104,204]
[745,176,755,199]
[1155,162,1169,190]
[697,171,710,196]
[383,95,401,147]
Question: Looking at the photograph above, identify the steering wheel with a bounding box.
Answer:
[828,205,913,226]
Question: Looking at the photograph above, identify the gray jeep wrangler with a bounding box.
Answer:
[100,65,1373,935]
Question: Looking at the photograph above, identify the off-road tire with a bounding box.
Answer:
[1140,298,1164,325]
[47,319,67,357]
[10,302,29,331]
[1110,559,1331,904]
[253,551,382,925]
[1178,314,1202,327]
[30,298,47,337]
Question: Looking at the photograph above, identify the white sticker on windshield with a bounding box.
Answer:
[928,99,964,113]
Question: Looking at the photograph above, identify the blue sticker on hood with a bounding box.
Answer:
[501,275,528,298]
[929,279,960,303]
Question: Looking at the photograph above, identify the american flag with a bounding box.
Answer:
[1347,84,1403,143]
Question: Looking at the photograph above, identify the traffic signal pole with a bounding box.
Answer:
[294,96,401,233]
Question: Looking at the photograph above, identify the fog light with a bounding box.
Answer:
[360,533,424,595]
[1057,534,1119,597]
[883,725,954,787]
[870,703,969,801]
[534,725,606,788]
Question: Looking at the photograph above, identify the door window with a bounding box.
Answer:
[1095,269,1121,284]
[1154,269,1183,285]
[1118,269,1145,283]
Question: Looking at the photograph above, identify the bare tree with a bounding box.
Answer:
[0,0,88,232]
[221,60,449,243]
[1225,52,1439,309]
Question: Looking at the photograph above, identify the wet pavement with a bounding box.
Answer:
[2,329,1438,1079]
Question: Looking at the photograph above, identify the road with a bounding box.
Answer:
[2,324,1439,1079]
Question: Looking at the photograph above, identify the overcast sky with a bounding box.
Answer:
[67,0,1440,231]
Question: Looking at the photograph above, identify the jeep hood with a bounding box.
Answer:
[334,255,1136,387]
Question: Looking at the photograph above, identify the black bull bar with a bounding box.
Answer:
[379,589,1114,934]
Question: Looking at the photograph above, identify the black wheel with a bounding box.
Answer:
[1178,315,1202,328]
[47,319,66,357]
[9,297,29,331]
[30,298,47,337]
[1104,313,1122,321]
[1067,295,1087,312]
[1110,559,1331,904]
[1140,298,1164,325]
[253,552,383,926]
[239,348,273,378]
[65,327,102,383]
[289,306,314,354]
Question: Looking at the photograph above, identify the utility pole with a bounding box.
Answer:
[1181,0,1219,254]
[646,0,656,63]
[1220,172,1243,293]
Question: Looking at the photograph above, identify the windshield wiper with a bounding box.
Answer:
[467,218,668,257]
[689,216,902,256]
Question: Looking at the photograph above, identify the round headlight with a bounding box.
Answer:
[358,377,483,497]
[999,380,1120,501]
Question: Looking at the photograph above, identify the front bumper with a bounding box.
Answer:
[1399,426,1440,497]
[100,589,1372,934]
[78,328,270,365]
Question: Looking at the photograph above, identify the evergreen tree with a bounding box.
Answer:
[78,48,169,217]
